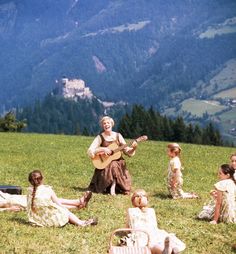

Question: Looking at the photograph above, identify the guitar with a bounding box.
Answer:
[92,135,148,169]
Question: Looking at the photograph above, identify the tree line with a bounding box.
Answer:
[118,105,225,146]
[1,96,232,147]
[16,95,105,135]
[0,111,26,132]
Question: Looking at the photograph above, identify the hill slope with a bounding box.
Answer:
[0,0,236,110]
[0,132,235,253]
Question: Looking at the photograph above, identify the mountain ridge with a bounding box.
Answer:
[0,0,236,140]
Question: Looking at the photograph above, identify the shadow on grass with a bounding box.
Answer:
[152,192,172,200]
[72,186,88,192]
[231,244,236,253]
[10,217,28,225]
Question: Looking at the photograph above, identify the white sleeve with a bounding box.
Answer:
[149,208,158,227]
[172,157,181,170]
[214,180,227,192]
[118,133,136,157]
[87,135,102,158]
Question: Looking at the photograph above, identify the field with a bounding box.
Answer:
[0,133,235,254]
[213,87,236,99]
[180,98,226,117]
[218,107,236,123]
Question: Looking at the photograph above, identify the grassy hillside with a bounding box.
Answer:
[0,133,235,254]
[213,87,236,99]
[180,98,226,117]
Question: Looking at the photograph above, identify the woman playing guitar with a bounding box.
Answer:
[87,116,138,196]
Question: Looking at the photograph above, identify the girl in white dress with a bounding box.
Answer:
[0,191,26,211]
[27,170,97,227]
[230,152,236,180]
[0,186,92,212]
[126,189,186,254]
[0,190,92,212]
[198,164,236,224]
[167,143,198,199]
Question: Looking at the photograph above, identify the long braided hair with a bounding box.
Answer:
[28,170,43,212]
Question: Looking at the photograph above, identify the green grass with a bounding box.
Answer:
[0,133,235,254]
[215,107,236,144]
[180,98,226,116]
[218,107,236,123]
[213,87,236,99]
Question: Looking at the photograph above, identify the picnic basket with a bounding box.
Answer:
[108,228,152,254]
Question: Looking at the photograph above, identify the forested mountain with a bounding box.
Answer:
[15,96,226,146]
[16,94,129,135]
[0,0,235,110]
[1,0,236,142]
[118,105,224,146]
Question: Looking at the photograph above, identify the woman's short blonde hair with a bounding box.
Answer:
[99,116,115,128]
[131,189,148,208]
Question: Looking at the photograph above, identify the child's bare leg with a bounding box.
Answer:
[0,201,9,208]
[110,179,116,195]
[182,192,199,199]
[151,246,163,254]
[68,210,86,226]
[162,237,173,254]
[58,198,80,208]
[59,191,92,209]
[0,202,22,212]
[68,211,97,227]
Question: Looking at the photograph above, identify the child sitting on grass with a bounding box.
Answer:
[198,164,236,224]
[0,188,92,212]
[126,189,186,254]
[27,169,97,227]
[230,152,236,179]
[0,191,26,212]
[166,143,198,199]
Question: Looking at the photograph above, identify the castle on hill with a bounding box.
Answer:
[55,77,94,100]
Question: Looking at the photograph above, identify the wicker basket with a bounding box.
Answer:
[108,228,152,254]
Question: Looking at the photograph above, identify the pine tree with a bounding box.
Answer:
[118,113,132,138]
[193,124,202,144]
[172,116,186,142]
[185,123,194,143]
[0,112,26,132]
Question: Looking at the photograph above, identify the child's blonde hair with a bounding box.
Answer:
[230,152,236,159]
[131,189,148,209]
[167,143,182,156]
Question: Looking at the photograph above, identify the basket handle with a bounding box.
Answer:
[109,228,150,249]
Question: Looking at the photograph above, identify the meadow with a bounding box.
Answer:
[180,98,226,117]
[0,133,235,254]
[213,87,236,99]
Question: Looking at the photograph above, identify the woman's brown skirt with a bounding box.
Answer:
[88,159,131,194]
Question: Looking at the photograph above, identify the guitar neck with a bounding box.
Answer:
[112,144,127,153]
[111,136,147,153]
[112,139,137,153]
